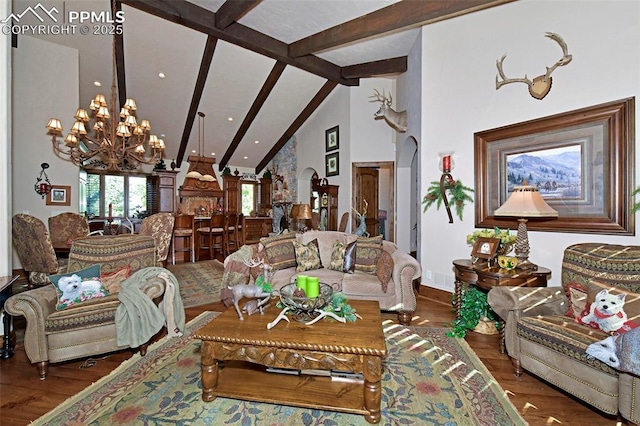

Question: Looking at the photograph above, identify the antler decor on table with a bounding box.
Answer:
[496,32,572,100]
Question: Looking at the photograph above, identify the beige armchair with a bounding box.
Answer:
[488,243,640,424]
[139,213,175,267]
[12,214,66,287]
[5,234,165,379]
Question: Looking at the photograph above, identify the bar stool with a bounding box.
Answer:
[225,212,239,256]
[171,214,195,264]
[197,214,225,261]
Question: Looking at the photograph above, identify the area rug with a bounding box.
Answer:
[34,316,526,425]
[167,259,224,308]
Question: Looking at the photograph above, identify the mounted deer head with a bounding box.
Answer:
[496,32,572,100]
[369,89,407,133]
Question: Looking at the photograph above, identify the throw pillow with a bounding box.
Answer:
[293,239,322,272]
[261,232,297,271]
[49,264,109,310]
[100,266,131,294]
[564,282,588,319]
[376,250,394,293]
[355,236,383,274]
[577,280,640,335]
[329,240,357,274]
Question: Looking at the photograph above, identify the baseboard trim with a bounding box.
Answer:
[418,285,452,306]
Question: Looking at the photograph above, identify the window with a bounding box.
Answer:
[241,183,255,216]
[81,171,149,219]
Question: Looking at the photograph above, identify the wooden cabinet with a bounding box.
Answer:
[223,176,241,213]
[243,217,273,244]
[148,170,177,213]
[312,179,339,231]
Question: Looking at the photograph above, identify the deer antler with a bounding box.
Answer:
[369,89,385,103]
[362,200,368,216]
[495,32,572,100]
[542,32,572,78]
[351,206,361,218]
[495,54,533,89]
[243,256,264,268]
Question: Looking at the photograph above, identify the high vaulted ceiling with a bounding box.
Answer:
[14,0,511,172]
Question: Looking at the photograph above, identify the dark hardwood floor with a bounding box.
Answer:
[0,282,623,425]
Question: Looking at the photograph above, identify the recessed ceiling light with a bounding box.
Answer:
[191,150,196,153]
[211,152,215,156]
[158,72,166,79]
[227,117,233,121]
[160,134,165,138]
[243,156,248,159]
[254,140,259,144]
[93,81,101,87]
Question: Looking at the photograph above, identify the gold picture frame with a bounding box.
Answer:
[46,185,71,206]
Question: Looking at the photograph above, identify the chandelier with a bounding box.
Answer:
[45,35,164,172]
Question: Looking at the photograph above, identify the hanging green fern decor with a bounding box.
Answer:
[422,178,474,222]
[632,187,640,213]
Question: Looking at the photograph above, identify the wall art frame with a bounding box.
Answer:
[325,125,339,152]
[474,97,635,235]
[46,185,71,206]
[326,152,339,177]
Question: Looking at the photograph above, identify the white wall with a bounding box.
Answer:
[1,0,11,275]
[419,0,640,290]
[12,35,80,268]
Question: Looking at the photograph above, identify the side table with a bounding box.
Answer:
[452,259,550,351]
[1,275,20,359]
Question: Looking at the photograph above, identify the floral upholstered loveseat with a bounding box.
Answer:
[222,230,421,325]
[488,243,640,424]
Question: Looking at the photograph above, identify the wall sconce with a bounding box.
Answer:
[438,151,455,173]
[34,162,51,198]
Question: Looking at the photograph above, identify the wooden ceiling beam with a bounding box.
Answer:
[289,0,514,58]
[120,0,358,86]
[256,80,338,173]
[175,35,218,167]
[113,0,126,104]
[219,61,287,171]
[215,0,263,30]
[342,56,407,79]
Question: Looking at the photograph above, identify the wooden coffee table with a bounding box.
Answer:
[194,300,387,424]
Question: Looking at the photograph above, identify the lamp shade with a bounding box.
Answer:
[494,185,558,218]
[292,203,312,220]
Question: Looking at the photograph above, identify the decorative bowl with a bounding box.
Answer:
[498,255,518,270]
[278,282,333,321]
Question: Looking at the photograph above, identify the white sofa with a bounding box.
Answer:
[226,230,421,325]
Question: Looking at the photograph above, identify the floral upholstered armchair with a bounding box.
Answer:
[12,214,66,287]
[48,212,90,244]
[139,213,175,267]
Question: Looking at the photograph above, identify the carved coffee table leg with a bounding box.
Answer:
[363,356,382,424]
[201,343,219,402]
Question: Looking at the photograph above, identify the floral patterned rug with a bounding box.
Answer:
[34,313,526,425]
[167,260,224,308]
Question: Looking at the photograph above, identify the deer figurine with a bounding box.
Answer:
[496,32,572,100]
[352,200,370,237]
[226,257,273,320]
[369,89,407,133]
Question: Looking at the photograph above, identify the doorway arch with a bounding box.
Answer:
[396,136,419,256]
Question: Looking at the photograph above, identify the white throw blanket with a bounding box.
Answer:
[116,267,186,347]
[586,327,640,375]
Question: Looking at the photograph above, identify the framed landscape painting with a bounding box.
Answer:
[46,185,71,206]
[474,97,635,235]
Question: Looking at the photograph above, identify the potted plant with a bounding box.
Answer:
[446,286,499,338]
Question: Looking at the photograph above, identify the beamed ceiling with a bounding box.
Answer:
[14,0,513,173]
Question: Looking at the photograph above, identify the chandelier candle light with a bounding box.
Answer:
[493,185,558,270]
[46,36,164,171]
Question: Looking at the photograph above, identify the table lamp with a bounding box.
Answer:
[292,203,312,232]
[493,185,558,270]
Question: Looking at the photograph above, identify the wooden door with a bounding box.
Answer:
[355,167,379,237]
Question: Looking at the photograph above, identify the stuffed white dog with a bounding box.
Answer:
[580,289,628,334]
[57,274,105,303]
